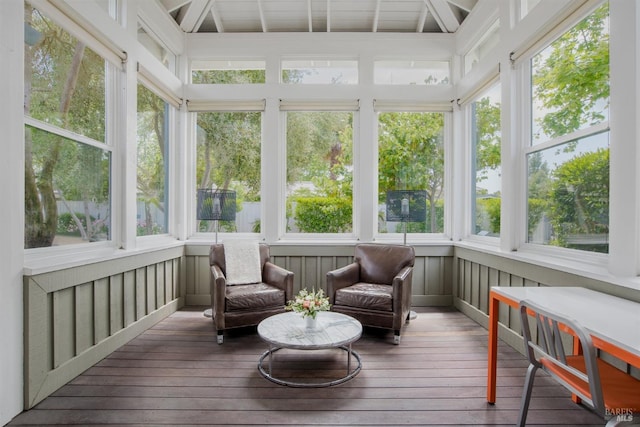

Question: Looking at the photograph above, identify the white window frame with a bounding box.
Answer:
[373,106,452,244]
[516,4,610,267]
[281,104,359,241]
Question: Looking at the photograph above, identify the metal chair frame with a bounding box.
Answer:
[517,299,639,427]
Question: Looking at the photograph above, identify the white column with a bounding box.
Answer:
[262,97,282,242]
[0,0,25,422]
[115,0,139,249]
[608,0,640,276]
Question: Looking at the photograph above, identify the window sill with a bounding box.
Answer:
[24,237,183,276]
[455,240,640,292]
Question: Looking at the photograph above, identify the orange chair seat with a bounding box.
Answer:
[541,355,640,412]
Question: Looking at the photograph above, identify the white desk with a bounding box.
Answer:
[487,286,640,403]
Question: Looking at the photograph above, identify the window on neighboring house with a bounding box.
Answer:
[137,83,171,236]
[192,60,266,84]
[195,111,262,234]
[377,112,445,235]
[471,83,501,237]
[374,60,450,85]
[282,59,358,84]
[527,2,609,254]
[285,111,354,234]
[24,5,112,249]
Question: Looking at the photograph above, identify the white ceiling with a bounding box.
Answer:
[159,0,478,34]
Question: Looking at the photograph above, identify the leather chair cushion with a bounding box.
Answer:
[335,283,393,311]
[225,283,285,311]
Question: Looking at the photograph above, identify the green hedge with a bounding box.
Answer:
[294,197,352,233]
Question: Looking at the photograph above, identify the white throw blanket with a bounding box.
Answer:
[224,240,262,285]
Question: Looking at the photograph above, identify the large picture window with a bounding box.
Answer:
[527,3,609,253]
[195,111,262,234]
[286,111,353,234]
[137,83,170,236]
[471,83,501,237]
[24,6,111,248]
[377,112,445,235]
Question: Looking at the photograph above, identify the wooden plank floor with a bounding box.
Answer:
[9,307,603,426]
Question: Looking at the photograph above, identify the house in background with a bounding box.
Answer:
[2,0,639,423]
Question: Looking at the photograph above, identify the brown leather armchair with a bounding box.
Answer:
[209,243,294,344]
[326,243,415,344]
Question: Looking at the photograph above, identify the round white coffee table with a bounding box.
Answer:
[257,311,362,387]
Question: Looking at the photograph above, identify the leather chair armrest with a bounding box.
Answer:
[392,265,414,313]
[263,262,294,300]
[326,263,360,303]
[210,265,227,328]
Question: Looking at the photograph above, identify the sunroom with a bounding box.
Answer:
[2,0,639,425]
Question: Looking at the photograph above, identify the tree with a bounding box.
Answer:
[528,2,610,252]
[473,97,501,181]
[24,7,108,247]
[137,85,167,235]
[378,112,444,233]
[286,111,354,232]
[549,149,609,251]
[473,93,502,234]
[532,3,609,140]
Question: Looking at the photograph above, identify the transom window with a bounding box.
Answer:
[282,59,358,84]
[374,60,450,85]
[192,60,266,84]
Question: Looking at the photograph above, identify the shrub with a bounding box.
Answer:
[294,197,352,233]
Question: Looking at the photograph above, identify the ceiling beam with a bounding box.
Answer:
[160,0,191,14]
[210,0,225,32]
[446,0,476,13]
[372,0,381,32]
[257,0,268,32]
[427,0,460,32]
[177,0,211,32]
[416,3,429,32]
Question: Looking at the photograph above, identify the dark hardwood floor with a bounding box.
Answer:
[8,307,603,426]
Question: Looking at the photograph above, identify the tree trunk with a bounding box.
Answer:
[25,37,86,247]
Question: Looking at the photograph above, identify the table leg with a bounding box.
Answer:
[347,343,352,375]
[268,344,273,377]
[487,292,499,404]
